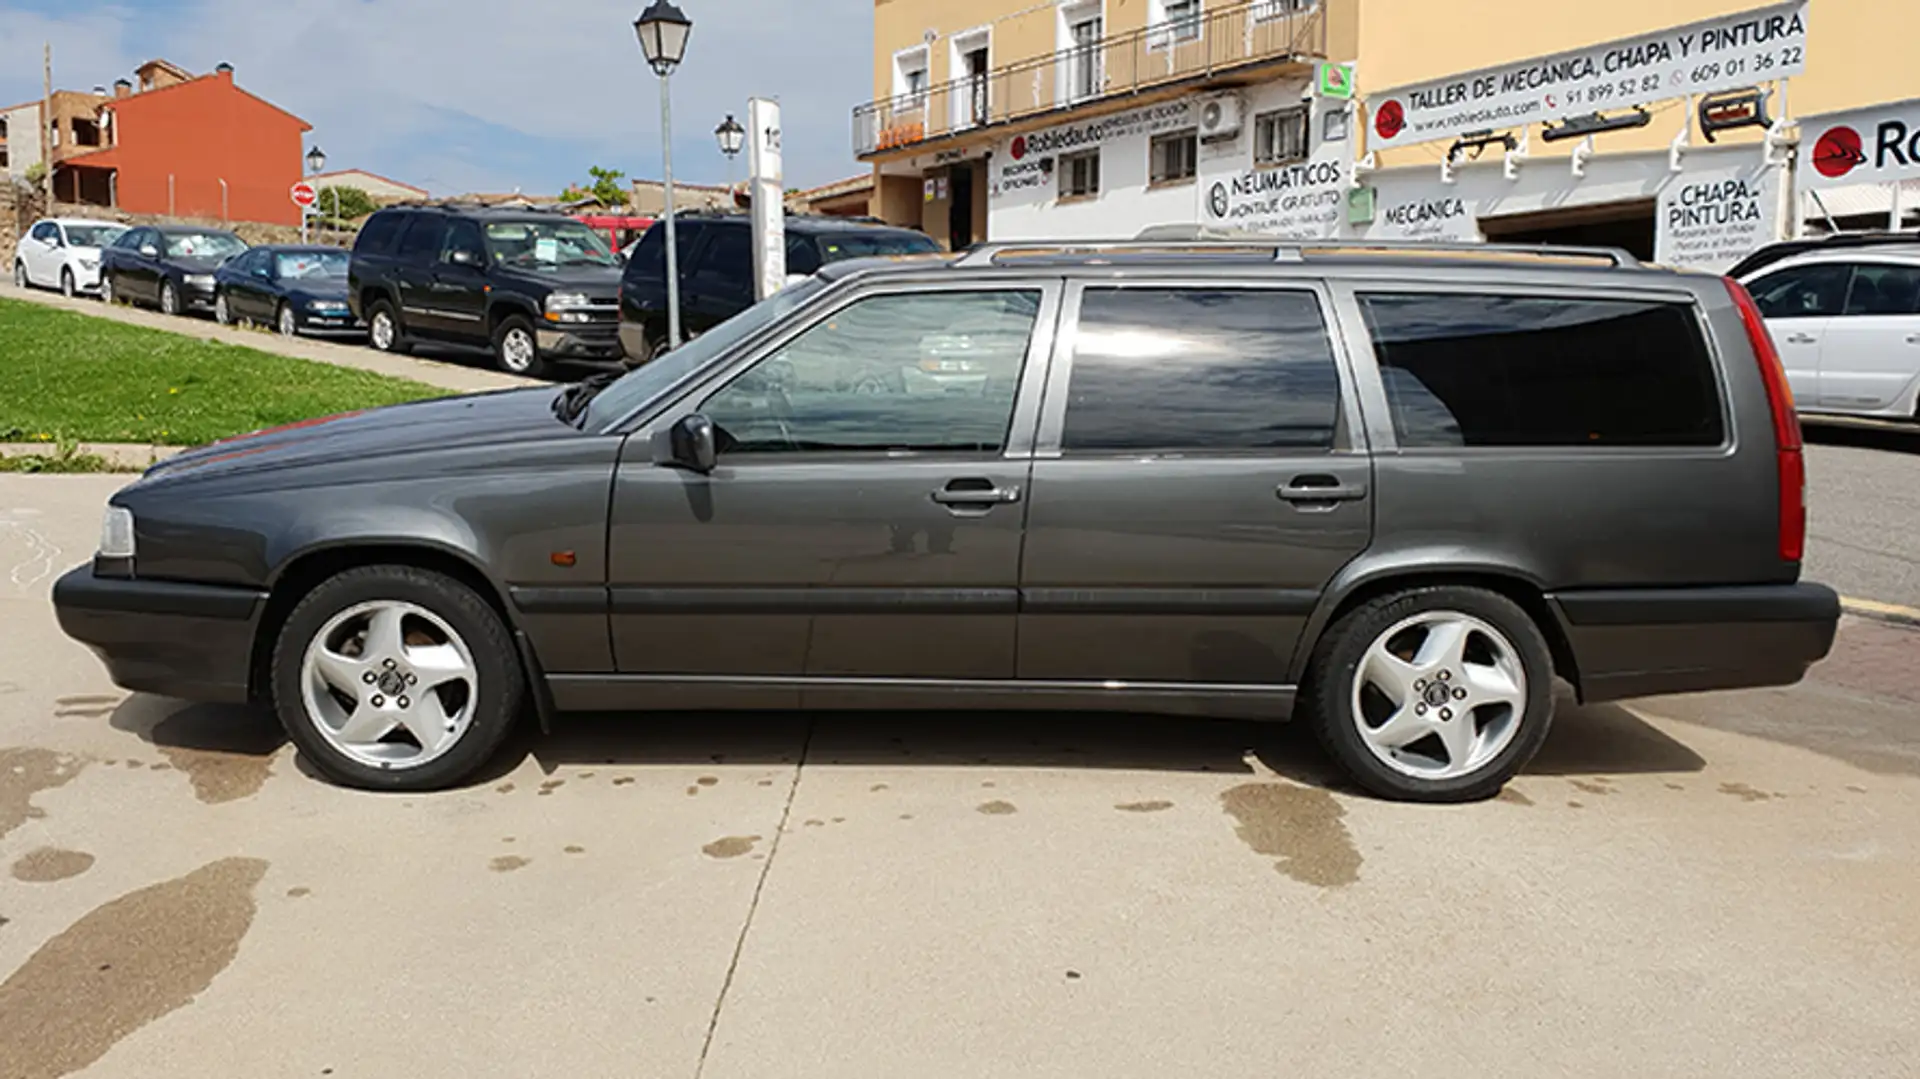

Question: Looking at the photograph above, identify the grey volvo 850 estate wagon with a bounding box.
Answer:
[54,236,1840,801]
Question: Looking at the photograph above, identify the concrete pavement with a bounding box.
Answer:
[0,280,538,395]
[1804,425,1920,614]
[2,473,1917,1078]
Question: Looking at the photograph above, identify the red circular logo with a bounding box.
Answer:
[1812,125,1866,179]
[1374,100,1406,141]
[1011,136,1028,161]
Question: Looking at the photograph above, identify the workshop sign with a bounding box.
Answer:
[1202,158,1346,238]
[1655,163,1781,271]
[991,99,1194,204]
[1366,193,1481,242]
[1799,97,1920,190]
[1367,1,1808,149]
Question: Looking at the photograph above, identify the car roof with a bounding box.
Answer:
[667,212,927,237]
[251,244,343,254]
[1741,247,1920,277]
[152,224,241,235]
[47,217,126,228]
[1728,232,1920,278]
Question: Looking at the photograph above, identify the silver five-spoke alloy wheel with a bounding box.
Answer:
[499,325,536,372]
[300,600,478,771]
[370,309,396,350]
[1351,611,1527,781]
[278,303,298,337]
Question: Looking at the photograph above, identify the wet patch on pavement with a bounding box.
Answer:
[10,847,95,883]
[489,856,531,873]
[0,747,86,839]
[1220,782,1361,888]
[703,835,761,859]
[1569,778,1616,796]
[0,857,268,1079]
[1719,782,1778,803]
[145,710,284,806]
[1495,787,1534,806]
[1114,800,1174,813]
[976,800,1017,816]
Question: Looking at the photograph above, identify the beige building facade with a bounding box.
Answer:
[857,0,1919,264]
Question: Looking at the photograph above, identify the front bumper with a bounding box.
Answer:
[53,564,266,704]
[182,282,218,312]
[297,310,366,336]
[537,324,626,363]
[1549,582,1842,703]
[70,263,104,291]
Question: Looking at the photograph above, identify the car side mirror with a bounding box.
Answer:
[449,249,481,267]
[657,414,717,473]
[139,245,159,258]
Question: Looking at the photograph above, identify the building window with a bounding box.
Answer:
[894,47,930,112]
[1060,149,1100,200]
[1151,0,1204,48]
[1061,4,1104,104]
[1254,105,1310,166]
[1253,0,1314,21]
[952,31,991,129]
[1149,130,1197,186]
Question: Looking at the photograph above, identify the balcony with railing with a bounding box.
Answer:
[854,0,1327,159]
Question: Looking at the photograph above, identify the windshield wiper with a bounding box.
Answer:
[551,370,624,427]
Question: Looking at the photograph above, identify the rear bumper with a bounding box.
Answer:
[1549,583,1841,703]
[537,325,625,363]
[53,564,265,704]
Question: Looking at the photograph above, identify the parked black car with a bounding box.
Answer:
[348,204,624,378]
[618,213,940,363]
[101,225,249,316]
[214,245,363,338]
[55,237,1839,801]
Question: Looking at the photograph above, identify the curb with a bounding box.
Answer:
[0,442,179,471]
[1842,596,1920,630]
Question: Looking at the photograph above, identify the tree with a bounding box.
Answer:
[313,185,379,225]
[563,166,629,207]
[23,161,47,186]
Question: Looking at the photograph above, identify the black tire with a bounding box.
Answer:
[160,279,181,317]
[367,298,411,354]
[100,272,118,306]
[60,267,76,298]
[270,565,526,792]
[1300,585,1555,803]
[492,314,548,378]
[11,261,26,289]
[277,301,298,337]
[214,290,232,326]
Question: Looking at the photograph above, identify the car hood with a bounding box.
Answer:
[68,245,105,261]
[140,386,572,486]
[493,264,622,298]
[164,255,232,273]
[283,278,351,303]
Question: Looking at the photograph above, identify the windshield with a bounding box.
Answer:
[65,224,128,248]
[484,220,618,270]
[581,277,828,431]
[276,251,349,279]
[820,232,941,262]
[164,232,247,259]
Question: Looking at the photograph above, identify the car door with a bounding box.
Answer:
[22,222,60,285]
[125,229,163,301]
[605,281,1059,688]
[1745,261,1849,408]
[229,250,269,319]
[392,215,449,339]
[1818,261,1920,413]
[432,219,490,336]
[1019,281,1372,689]
[684,225,754,335]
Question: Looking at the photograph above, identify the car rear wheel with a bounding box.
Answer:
[271,565,526,791]
[12,261,26,289]
[1301,585,1554,803]
[278,302,298,337]
[60,267,76,298]
[492,315,547,378]
[214,292,232,326]
[160,280,181,317]
[367,299,410,354]
[100,273,117,306]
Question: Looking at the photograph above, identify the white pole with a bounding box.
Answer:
[660,71,681,349]
[1892,181,1905,233]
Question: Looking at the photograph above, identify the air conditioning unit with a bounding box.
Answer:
[1197,92,1245,141]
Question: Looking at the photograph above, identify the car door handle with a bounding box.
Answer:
[1905,333,1920,345]
[932,481,1021,507]
[1277,477,1367,503]
[1786,333,1818,344]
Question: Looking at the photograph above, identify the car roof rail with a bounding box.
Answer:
[951,237,1642,269]
[1726,230,1920,279]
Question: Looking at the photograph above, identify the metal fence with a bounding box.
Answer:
[854,0,1327,158]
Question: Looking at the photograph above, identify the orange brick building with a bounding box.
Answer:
[56,60,312,227]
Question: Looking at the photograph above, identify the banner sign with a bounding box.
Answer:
[1367,1,1808,149]
[1201,158,1346,238]
[1366,193,1481,242]
[1799,96,1920,190]
[990,100,1193,206]
[1655,163,1781,271]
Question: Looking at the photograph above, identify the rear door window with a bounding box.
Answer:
[694,227,753,294]
[624,227,665,281]
[1748,263,1849,319]
[1841,263,1920,316]
[355,212,405,255]
[396,216,447,262]
[1356,293,1725,448]
[819,231,942,263]
[1060,288,1342,453]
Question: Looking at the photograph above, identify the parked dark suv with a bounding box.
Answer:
[55,237,1840,802]
[348,204,624,377]
[618,212,939,363]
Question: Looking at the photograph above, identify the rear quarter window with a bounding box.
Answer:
[1357,292,1725,448]
[354,212,405,256]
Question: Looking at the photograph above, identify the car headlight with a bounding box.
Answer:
[307,299,348,312]
[184,274,215,288]
[546,292,591,312]
[78,257,99,270]
[99,505,136,559]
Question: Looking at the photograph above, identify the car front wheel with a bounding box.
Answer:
[100,273,117,306]
[1301,585,1555,803]
[271,565,526,791]
[367,299,410,354]
[60,268,77,298]
[12,261,27,289]
[492,315,547,378]
[214,291,232,326]
[160,280,181,317]
[278,302,298,337]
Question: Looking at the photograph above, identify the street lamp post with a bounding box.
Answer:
[304,145,327,244]
[715,113,744,207]
[636,1,693,351]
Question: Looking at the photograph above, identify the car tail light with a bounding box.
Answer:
[1724,277,1805,563]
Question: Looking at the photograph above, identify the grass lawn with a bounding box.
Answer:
[0,296,442,447]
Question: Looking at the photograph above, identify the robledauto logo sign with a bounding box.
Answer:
[1374,100,1406,140]
[1812,125,1866,179]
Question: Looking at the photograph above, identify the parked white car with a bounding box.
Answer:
[1739,241,1920,421]
[12,217,130,298]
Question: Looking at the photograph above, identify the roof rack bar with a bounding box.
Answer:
[953,238,1640,268]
